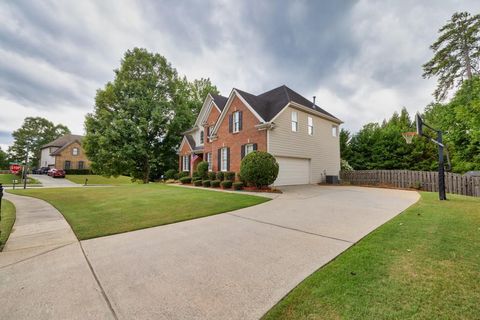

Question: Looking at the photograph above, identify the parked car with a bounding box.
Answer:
[40,167,50,174]
[48,168,66,178]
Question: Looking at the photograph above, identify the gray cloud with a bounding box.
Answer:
[1,0,480,146]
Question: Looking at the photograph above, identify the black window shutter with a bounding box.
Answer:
[228,114,233,133]
[218,148,221,170]
[253,143,257,151]
[227,147,230,171]
[241,144,245,159]
[238,111,243,131]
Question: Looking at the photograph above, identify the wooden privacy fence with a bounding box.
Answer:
[340,170,480,197]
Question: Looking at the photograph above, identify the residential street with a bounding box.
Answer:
[0,185,419,320]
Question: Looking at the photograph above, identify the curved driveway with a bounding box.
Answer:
[1,185,419,320]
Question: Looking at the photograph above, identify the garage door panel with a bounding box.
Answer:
[274,157,310,186]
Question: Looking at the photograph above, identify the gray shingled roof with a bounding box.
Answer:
[42,134,84,149]
[211,94,228,111]
[236,85,340,122]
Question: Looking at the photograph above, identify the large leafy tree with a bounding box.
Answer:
[8,117,70,167]
[0,147,8,169]
[84,48,217,183]
[423,11,480,101]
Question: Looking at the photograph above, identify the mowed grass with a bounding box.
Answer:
[9,184,269,240]
[0,199,16,250]
[0,174,39,185]
[66,174,134,185]
[263,192,480,320]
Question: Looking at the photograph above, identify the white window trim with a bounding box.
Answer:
[233,111,240,133]
[221,148,228,172]
[245,143,254,156]
[182,155,190,171]
[207,153,212,171]
[291,111,298,132]
[307,116,314,136]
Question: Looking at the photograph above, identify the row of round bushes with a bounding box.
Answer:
[180,177,244,190]
[169,151,279,189]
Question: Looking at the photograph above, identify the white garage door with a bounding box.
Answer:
[274,157,310,186]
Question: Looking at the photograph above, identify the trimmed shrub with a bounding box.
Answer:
[173,173,179,180]
[164,169,177,180]
[216,171,224,181]
[240,151,279,188]
[193,179,203,186]
[192,171,201,181]
[208,172,216,180]
[179,171,190,178]
[221,180,232,189]
[202,180,211,187]
[196,161,209,179]
[232,182,244,190]
[225,171,236,181]
[64,169,92,175]
[211,180,221,188]
[179,177,192,184]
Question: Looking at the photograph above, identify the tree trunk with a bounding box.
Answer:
[143,158,150,184]
[464,43,472,79]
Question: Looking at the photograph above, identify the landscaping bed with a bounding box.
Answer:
[9,184,269,240]
[263,192,480,320]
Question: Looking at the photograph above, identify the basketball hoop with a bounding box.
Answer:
[402,132,417,144]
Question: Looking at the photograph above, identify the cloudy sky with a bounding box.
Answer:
[1,0,479,151]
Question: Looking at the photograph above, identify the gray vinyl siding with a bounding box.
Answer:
[268,105,340,183]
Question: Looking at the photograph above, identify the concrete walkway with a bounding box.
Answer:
[0,185,419,320]
[0,193,115,319]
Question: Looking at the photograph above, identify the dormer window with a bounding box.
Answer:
[200,130,204,144]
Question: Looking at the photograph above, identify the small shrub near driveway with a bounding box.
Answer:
[211,180,221,188]
[233,182,244,190]
[240,151,279,188]
[202,180,211,187]
[193,180,203,186]
[208,172,216,180]
[196,161,209,179]
[179,177,192,184]
[164,169,177,180]
[221,180,233,189]
[225,171,236,181]
[216,172,225,181]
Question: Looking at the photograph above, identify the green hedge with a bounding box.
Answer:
[179,177,192,184]
[211,180,221,188]
[193,179,203,186]
[240,151,279,188]
[225,171,236,181]
[178,171,190,179]
[65,169,92,175]
[164,169,177,180]
[216,172,224,181]
[232,182,244,190]
[208,172,217,180]
[202,180,211,187]
[221,180,232,189]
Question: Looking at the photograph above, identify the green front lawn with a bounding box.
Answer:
[9,184,269,240]
[66,174,134,185]
[0,174,39,185]
[0,199,16,250]
[263,192,480,320]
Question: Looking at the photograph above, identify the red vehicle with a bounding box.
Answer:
[48,168,66,178]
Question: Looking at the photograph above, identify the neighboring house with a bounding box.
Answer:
[39,134,90,170]
[179,85,342,186]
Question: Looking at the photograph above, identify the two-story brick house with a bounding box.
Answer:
[39,134,91,170]
[179,85,342,186]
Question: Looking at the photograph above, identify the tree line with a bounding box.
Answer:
[342,11,480,174]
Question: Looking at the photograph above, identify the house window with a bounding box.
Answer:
[332,125,338,137]
[245,144,255,156]
[291,111,298,132]
[182,155,190,171]
[64,160,71,170]
[206,153,212,171]
[200,130,204,144]
[72,147,79,156]
[307,116,314,135]
[221,148,228,172]
[78,161,84,169]
[233,111,241,133]
[206,126,210,138]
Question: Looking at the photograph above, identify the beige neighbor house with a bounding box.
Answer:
[39,134,90,170]
[179,85,343,186]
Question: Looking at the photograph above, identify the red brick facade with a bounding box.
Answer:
[179,94,267,177]
[204,95,267,173]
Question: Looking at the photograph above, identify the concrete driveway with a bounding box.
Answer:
[1,185,419,320]
[30,174,79,187]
